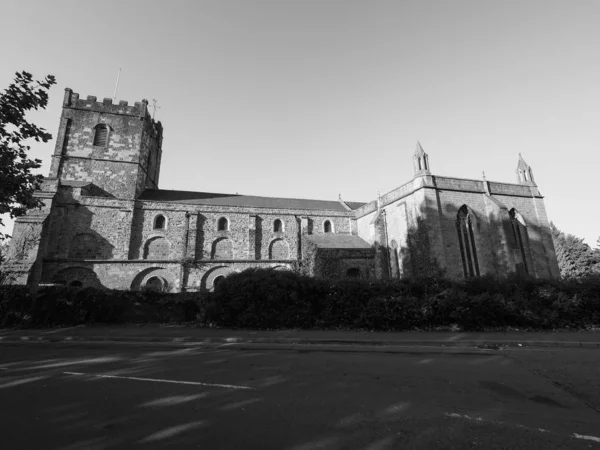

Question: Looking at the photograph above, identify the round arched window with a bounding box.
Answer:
[154,215,166,229]
[324,220,332,233]
[273,219,283,232]
[217,217,229,231]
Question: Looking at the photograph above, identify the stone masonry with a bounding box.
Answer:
[5,89,560,292]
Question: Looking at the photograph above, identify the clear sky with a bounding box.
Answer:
[1,0,599,246]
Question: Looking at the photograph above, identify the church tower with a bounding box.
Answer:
[48,88,163,199]
[413,141,431,176]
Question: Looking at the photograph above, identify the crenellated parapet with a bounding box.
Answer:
[62,88,149,119]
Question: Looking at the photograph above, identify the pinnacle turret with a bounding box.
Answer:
[413,141,430,175]
[516,154,535,184]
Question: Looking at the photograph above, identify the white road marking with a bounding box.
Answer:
[63,371,255,390]
[42,326,83,334]
[141,394,208,407]
[139,420,206,443]
[0,376,47,389]
[0,367,8,371]
[573,433,600,443]
[219,398,262,411]
[23,356,123,370]
[446,412,600,443]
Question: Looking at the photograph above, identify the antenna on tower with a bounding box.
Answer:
[112,68,121,102]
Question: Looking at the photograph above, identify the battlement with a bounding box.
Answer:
[62,88,163,136]
[62,88,151,119]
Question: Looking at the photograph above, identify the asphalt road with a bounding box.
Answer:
[0,343,599,450]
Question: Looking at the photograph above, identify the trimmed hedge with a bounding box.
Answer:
[209,269,600,331]
[2,269,600,330]
[0,285,207,327]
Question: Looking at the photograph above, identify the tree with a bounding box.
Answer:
[550,222,600,279]
[0,71,56,240]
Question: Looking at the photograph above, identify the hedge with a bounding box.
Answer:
[208,269,600,331]
[0,285,208,327]
[2,269,600,330]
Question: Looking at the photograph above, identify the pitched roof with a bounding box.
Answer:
[305,234,372,249]
[138,189,366,212]
[344,201,366,210]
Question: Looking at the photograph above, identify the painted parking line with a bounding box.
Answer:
[63,371,255,390]
[573,433,600,443]
[445,412,600,444]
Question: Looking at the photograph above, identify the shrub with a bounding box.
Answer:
[2,269,600,331]
[0,285,208,327]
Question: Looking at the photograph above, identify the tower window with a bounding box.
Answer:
[217,217,229,231]
[456,205,480,278]
[93,124,109,147]
[154,215,166,230]
[273,219,282,232]
[324,220,332,233]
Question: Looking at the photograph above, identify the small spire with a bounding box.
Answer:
[415,140,425,156]
[482,170,486,180]
[517,153,529,170]
[413,141,430,175]
[516,154,535,184]
[338,193,342,201]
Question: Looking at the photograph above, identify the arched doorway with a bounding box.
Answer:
[144,276,165,292]
[213,275,225,289]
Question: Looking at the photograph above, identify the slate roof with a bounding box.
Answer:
[138,189,366,212]
[305,234,372,249]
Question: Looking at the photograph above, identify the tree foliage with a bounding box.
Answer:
[0,71,56,240]
[550,222,600,279]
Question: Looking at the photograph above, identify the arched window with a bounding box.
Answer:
[269,239,289,260]
[154,214,166,230]
[324,220,332,233]
[456,205,480,278]
[273,219,283,233]
[211,238,233,259]
[144,237,170,260]
[509,208,530,276]
[217,217,229,231]
[93,124,109,147]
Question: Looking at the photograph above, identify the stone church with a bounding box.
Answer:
[5,88,560,291]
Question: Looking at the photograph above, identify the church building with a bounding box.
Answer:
[5,89,560,291]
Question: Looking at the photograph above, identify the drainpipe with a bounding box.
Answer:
[179,212,190,292]
[382,209,392,279]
